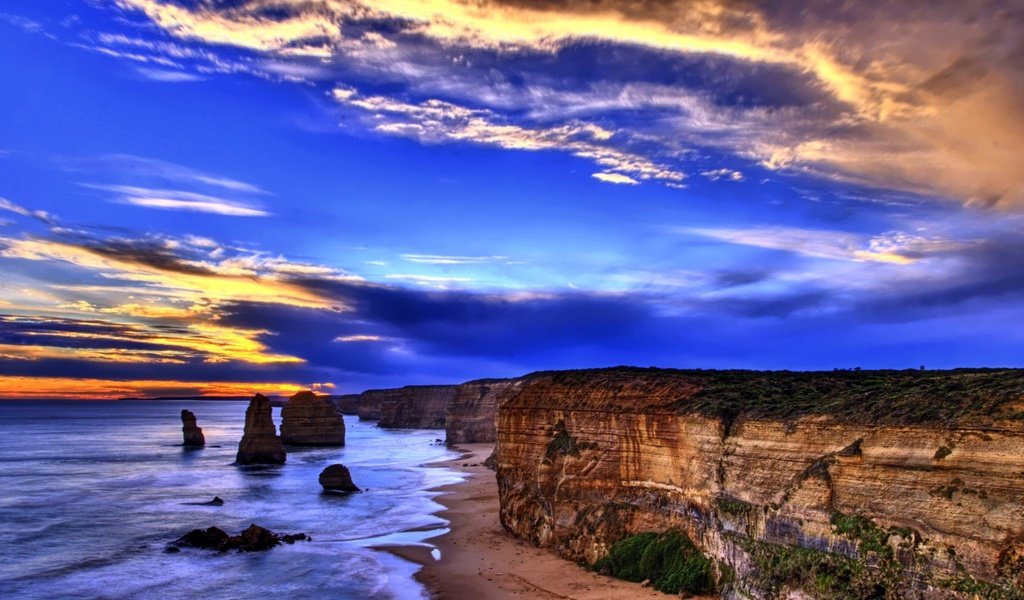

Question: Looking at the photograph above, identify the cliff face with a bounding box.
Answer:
[353,389,389,420]
[280,391,345,446]
[332,394,362,415]
[378,385,458,429]
[445,378,523,444]
[496,368,1024,599]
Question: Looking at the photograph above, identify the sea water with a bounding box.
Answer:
[0,400,463,599]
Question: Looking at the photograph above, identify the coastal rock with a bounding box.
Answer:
[171,524,309,552]
[235,394,286,465]
[445,378,523,444]
[318,464,360,492]
[180,409,205,447]
[378,385,457,429]
[280,391,345,446]
[496,367,1024,599]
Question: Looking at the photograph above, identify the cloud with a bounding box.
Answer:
[592,172,638,185]
[84,184,270,216]
[701,168,744,182]
[400,254,511,265]
[332,87,684,184]
[685,226,968,265]
[106,0,1024,208]
[0,376,313,400]
[0,197,56,224]
[135,67,205,82]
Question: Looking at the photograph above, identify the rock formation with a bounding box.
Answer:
[496,367,1024,599]
[280,391,345,446]
[319,464,360,492]
[170,524,309,552]
[353,389,388,420]
[332,394,362,415]
[235,394,286,465]
[180,409,205,447]
[445,378,523,444]
[378,385,457,428]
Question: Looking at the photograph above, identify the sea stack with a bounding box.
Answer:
[280,391,345,446]
[181,409,205,447]
[235,394,286,465]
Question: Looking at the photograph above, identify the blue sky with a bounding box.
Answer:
[1,1,1022,397]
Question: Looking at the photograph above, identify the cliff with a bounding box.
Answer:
[445,378,523,444]
[496,368,1024,599]
[332,394,362,415]
[353,389,388,420]
[235,394,286,465]
[280,391,345,446]
[378,384,458,429]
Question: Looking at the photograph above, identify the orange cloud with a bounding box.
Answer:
[0,376,314,399]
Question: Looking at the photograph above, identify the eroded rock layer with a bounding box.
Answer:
[332,394,361,415]
[445,378,523,444]
[378,385,457,429]
[496,368,1024,599]
[181,409,205,447]
[280,391,345,446]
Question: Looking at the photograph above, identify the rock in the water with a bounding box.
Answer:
[280,391,345,446]
[235,394,286,465]
[171,524,308,552]
[318,464,360,492]
[181,409,205,447]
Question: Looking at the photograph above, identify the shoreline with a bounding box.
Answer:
[382,443,670,600]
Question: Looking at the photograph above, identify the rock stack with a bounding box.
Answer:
[181,409,205,447]
[280,391,345,446]
[235,394,286,465]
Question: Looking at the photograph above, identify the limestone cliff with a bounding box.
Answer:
[280,391,345,446]
[445,378,523,444]
[353,389,389,420]
[235,394,286,465]
[378,385,457,429]
[496,368,1024,599]
[332,394,362,415]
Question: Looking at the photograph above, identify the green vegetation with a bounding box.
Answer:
[544,419,595,461]
[714,496,757,517]
[592,530,716,595]
[522,367,1024,426]
[742,538,886,599]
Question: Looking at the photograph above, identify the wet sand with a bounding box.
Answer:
[386,443,673,600]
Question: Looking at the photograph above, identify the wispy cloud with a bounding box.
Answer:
[0,197,56,224]
[135,67,204,82]
[701,168,744,182]
[84,184,269,216]
[401,254,511,265]
[332,87,684,185]
[592,172,638,185]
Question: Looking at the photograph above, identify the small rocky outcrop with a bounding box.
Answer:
[319,464,360,493]
[181,409,205,447]
[280,391,345,446]
[235,394,286,465]
[169,524,309,553]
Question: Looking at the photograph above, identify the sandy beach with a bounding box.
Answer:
[386,443,674,600]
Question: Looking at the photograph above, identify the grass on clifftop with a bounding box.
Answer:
[593,530,715,595]
[524,367,1024,425]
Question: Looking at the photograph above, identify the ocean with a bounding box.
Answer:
[0,400,464,599]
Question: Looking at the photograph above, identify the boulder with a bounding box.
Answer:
[318,464,360,492]
[235,394,286,465]
[280,391,345,446]
[171,524,309,552]
[181,409,205,447]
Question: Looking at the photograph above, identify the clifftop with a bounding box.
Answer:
[508,367,1024,426]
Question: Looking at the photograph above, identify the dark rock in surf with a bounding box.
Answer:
[181,409,205,448]
[318,464,360,493]
[235,394,286,465]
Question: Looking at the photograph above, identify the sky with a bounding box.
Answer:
[1,0,1023,398]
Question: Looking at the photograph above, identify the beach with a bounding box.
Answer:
[390,444,673,600]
